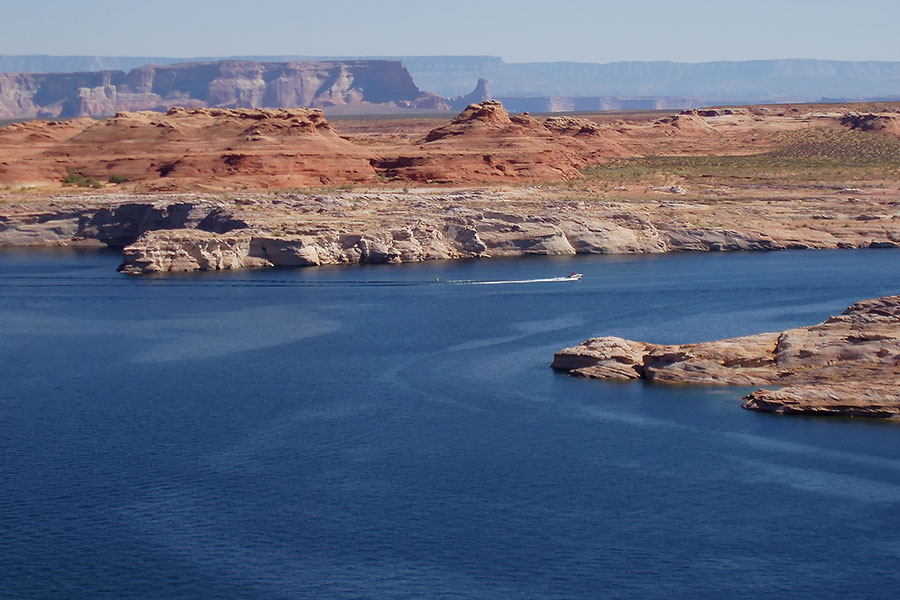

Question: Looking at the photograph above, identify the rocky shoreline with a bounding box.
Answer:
[1,188,899,274]
[552,296,900,420]
[5,189,899,419]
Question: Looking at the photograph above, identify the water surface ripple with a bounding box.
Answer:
[1,248,899,599]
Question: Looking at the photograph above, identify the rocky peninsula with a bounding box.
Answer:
[552,296,900,419]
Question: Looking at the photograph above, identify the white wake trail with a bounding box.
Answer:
[448,276,582,285]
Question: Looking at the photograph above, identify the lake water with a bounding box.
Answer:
[1,248,899,599]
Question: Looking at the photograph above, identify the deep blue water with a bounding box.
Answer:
[1,248,899,599]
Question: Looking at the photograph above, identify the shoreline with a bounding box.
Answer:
[2,187,898,274]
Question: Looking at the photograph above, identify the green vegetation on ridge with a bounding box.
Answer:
[583,128,900,186]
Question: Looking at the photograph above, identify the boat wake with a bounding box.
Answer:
[447,274,583,285]
[1,273,582,288]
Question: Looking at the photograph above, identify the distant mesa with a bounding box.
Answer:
[691,108,750,117]
[10,55,900,116]
[0,60,447,120]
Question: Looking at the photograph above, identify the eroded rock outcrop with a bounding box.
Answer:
[3,189,900,272]
[0,107,376,188]
[0,99,635,187]
[840,112,900,135]
[0,196,219,247]
[367,101,628,182]
[118,219,491,274]
[424,100,525,142]
[743,384,900,418]
[543,116,605,136]
[655,112,715,133]
[552,296,900,419]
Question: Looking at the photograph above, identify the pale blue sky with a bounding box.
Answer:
[4,0,899,63]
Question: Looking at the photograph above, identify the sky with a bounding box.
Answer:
[3,0,900,63]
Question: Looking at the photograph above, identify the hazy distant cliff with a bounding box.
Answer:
[400,57,900,101]
[0,60,443,119]
[6,55,900,116]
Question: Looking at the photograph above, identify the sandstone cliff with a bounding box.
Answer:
[2,186,899,269]
[0,60,442,119]
[552,296,900,419]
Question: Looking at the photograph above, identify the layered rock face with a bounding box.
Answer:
[3,185,899,270]
[4,99,899,188]
[0,60,437,119]
[117,221,491,274]
[0,106,376,188]
[104,192,664,273]
[0,100,636,187]
[552,296,900,419]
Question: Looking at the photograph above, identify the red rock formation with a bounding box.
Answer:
[0,107,375,188]
[424,100,522,141]
[7,99,900,190]
[0,100,632,188]
[368,101,628,182]
[543,115,605,136]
